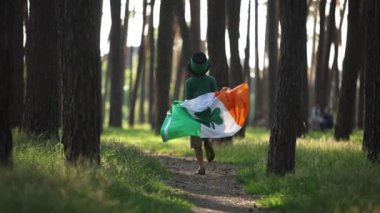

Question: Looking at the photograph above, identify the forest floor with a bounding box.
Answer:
[152,153,265,213]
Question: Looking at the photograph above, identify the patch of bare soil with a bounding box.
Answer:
[151,154,266,213]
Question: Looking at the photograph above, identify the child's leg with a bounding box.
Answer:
[190,136,205,171]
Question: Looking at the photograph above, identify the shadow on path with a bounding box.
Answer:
[151,154,266,213]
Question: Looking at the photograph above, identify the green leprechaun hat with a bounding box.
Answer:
[188,52,210,75]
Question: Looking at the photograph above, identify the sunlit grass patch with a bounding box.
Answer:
[227,130,380,213]
[102,125,194,157]
[0,130,191,212]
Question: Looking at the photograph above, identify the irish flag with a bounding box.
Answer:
[161,83,249,142]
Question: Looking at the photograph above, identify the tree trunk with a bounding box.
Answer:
[59,0,102,164]
[314,0,326,109]
[172,0,191,101]
[253,0,263,124]
[138,58,146,124]
[334,0,363,140]
[320,0,336,111]
[363,0,380,163]
[155,0,175,134]
[0,0,14,166]
[207,0,229,89]
[357,67,364,129]
[109,0,124,127]
[267,0,306,175]
[227,0,244,88]
[9,0,25,128]
[129,0,148,127]
[243,0,251,82]
[298,4,309,137]
[189,0,201,52]
[267,0,280,128]
[309,0,319,89]
[148,0,156,128]
[24,0,60,139]
[226,0,245,137]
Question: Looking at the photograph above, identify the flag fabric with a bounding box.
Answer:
[160,83,249,142]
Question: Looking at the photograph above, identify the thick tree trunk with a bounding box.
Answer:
[129,0,148,127]
[334,0,363,140]
[207,0,229,89]
[24,0,60,139]
[59,0,102,164]
[154,0,175,134]
[267,0,306,175]
[0,0,14,166]
[189,0,201,52]
[109,0,124,127]
[148,0,156,128]
[357,68,364,129]
[9,0,25,128]
[267,0,279,128]
[363,0,380,163]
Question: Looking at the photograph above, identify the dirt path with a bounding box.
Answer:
[152,154,265,213]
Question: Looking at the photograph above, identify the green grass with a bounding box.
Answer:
[102,126,380,213]
[4,126,380,213]
[0,130,191,213]
[220,130,380,213]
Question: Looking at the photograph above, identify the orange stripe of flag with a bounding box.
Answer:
[215,83,250,126]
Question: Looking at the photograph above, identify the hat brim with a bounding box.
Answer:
[187,61,210,75]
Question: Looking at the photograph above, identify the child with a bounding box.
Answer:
[185,52,216,175]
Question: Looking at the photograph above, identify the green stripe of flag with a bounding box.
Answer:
[160,101,201,142]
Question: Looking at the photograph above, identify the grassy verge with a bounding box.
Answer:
[0,130,191,212]
[219,130,380,213]
[102,126,380,213]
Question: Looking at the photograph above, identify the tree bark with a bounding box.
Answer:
[0,0,14,166]
[363,0,380,163]
[254,0,263,124]
[148,0,156,128]
[357,67,364,129]
[59,0,102,164]
[227,0,245,137]
[267,0,279,128]
[24,0,60,139]
[207,0,229,89]
[243,0,251,82]
[155,0,175,134]
[138,58,146,123]
[129,0,148,127]
[267,0,306,175]
[9,0,25,128]
[334,0,363,140]
[172,0,191,101]
[320,0,336,111]
[189,0,201,52]
[227,0,244,88]
[109,0,124,127]
[298,3,309,137]
[314,0,326,109]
